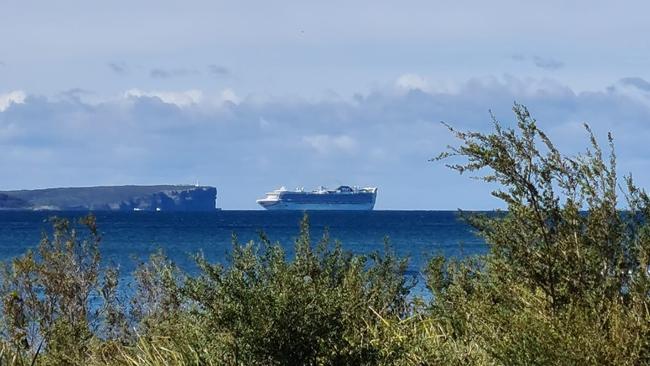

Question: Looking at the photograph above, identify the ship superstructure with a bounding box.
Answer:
[256,185,377,210]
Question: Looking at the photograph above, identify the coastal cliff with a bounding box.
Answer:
[0,185,217,211]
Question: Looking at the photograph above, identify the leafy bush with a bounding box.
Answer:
[0,215,129,365]
[136,218,416,365]
[431,103,650,364]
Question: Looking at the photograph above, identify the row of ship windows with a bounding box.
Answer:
[279,197,374,203]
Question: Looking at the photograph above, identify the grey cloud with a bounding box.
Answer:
[208,65,230,76]
[2,78,650,209]
[60,88,93,96]
[58,88,94,102]
[108,62,128,75]
[511,55,564,70]
[619,77,650,92]
[510,54,526,62]
[150,68,199,79]
[532,56,564,70]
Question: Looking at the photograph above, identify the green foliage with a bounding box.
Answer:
[0,215,127,365]
[432,103,650,364]
[0,104,648,365]
[170,215,415,365]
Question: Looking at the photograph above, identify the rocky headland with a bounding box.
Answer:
[0,185,217,211]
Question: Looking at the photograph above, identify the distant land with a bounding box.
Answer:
[0,185,217,211]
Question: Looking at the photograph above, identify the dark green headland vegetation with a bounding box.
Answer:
[0,104,648,365]
[0,185,217,211]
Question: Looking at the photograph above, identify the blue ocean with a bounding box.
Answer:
[0,211,488,282]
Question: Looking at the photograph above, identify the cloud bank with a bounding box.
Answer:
[2,76,650,209]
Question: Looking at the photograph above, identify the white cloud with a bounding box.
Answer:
[608,77,650,106]
[121,88,240,108]
[0,91,26,111]
[124,89,203,107]
[396,74,429,92]
[302,134,358,154]
[220,88,239,104]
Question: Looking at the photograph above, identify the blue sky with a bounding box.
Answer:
[2,0,650,209]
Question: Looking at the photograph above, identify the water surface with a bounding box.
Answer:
[0,210,488,278]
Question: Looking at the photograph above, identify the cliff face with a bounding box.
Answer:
[118,187,217,212]
[0,185,217,211]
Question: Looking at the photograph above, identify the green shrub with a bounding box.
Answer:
[431,103,650,364]
[163,217,416,365]
[0,215,127,365]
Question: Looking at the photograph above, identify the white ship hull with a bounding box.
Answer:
[258,202,375,211]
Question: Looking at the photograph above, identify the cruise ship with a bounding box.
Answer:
[256,186,378,210]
